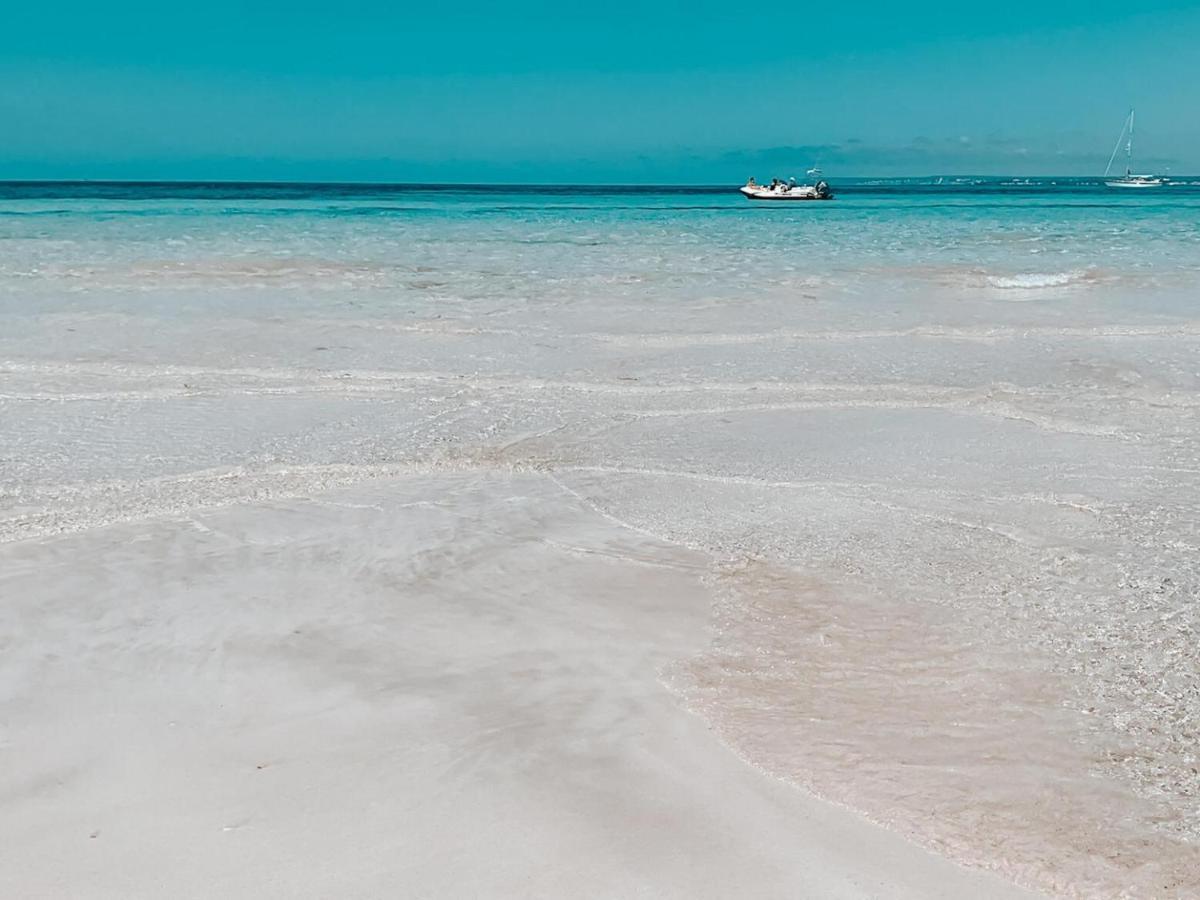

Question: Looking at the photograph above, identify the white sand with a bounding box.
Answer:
[0,473,1035,899]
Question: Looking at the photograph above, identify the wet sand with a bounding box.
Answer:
[0,473,1035,899]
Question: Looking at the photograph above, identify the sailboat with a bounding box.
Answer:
[1105,109,1164,188]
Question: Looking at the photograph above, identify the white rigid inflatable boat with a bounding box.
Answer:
[739,173,833,201]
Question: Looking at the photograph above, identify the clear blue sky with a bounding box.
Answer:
[3,1,1198,181]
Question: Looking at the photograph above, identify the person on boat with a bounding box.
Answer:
[747,177,757,187]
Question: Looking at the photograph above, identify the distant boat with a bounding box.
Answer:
[1104,109,1164,188]
[740,167,833,201]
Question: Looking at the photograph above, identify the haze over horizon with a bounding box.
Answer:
[4,0,1198,182]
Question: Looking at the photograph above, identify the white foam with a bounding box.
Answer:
[984,269,1094,290]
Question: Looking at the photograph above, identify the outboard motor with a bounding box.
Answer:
[815,181,832,200]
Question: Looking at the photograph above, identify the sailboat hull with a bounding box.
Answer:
[1105,179,1163,189]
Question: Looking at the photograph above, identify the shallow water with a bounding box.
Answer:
[3,179,1200,896]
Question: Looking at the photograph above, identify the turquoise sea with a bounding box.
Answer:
[3,178,1198,324]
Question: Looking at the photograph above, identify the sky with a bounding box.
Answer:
[3,1,1199,182]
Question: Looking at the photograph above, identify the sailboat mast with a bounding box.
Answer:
[1126,108,1134,176]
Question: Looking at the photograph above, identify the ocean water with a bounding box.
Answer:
[3,179,1200,895]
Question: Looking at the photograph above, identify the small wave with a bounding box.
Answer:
[984,270,1095,290]
[0,256,410,289]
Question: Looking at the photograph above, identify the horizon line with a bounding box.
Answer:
[2,175,1197,188]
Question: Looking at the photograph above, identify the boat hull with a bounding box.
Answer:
[1105,180,1163,189]
[739,186,833,201]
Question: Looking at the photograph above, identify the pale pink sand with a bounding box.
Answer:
[0,473,1035,899]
